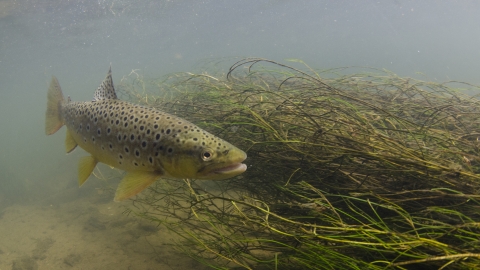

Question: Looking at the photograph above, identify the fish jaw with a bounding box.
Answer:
[203,162,248,179]
[195,147,248,180]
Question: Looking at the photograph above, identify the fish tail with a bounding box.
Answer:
[45,76,66,135]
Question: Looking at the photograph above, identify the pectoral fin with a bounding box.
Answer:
[114,171,162,202]
[65,129,78,153]
[78,156,98,186]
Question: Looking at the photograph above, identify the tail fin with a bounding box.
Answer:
[45,76,66,135]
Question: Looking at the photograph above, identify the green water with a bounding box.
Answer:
[1,1,480,269]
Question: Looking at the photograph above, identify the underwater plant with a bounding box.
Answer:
[119,58,480,269]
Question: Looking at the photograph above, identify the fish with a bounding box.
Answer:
[45,67,247,201]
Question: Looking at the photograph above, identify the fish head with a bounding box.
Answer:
[165,138,247,180]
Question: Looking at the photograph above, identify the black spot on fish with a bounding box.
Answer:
[125,147,129,153]
[140,126,144,131]
[146,129,151,135]
[124,122,128,127]
[148,156,153,164]
[193,138,198,141]
[135,149,140,157]
[130,134,135,141]
[134,162,138,166]
[109,143,113,149]
[142,141,147,148]
[97,129,101,135]
[155,134,161,140]
[167,147,173,153]
[107,127,111,134]
[153,124,159,129]
[86,124,90,131]
[115,120,120,125]
[166,129,171,135]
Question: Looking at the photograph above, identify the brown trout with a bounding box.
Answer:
[45,67,247,201]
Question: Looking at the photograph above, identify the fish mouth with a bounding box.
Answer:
[200,150,247,179]
[212,162,247,175]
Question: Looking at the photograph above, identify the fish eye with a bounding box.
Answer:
[201,150,213,161]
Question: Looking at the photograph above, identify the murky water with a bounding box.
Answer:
[1,1,480,269]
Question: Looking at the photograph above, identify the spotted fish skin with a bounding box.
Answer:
[45,67,247,201]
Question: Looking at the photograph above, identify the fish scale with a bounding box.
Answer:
[46,67,247,201]
[63,99,230,172]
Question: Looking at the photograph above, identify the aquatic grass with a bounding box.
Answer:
[118,58,480,269]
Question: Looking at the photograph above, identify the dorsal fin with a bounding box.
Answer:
[93,66,117,101]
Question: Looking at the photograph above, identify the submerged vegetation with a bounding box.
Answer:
[118,58,480,269]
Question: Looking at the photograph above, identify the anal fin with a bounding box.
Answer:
[114,171,162,202]
[78,156,98,186]
[65,129,78,153]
